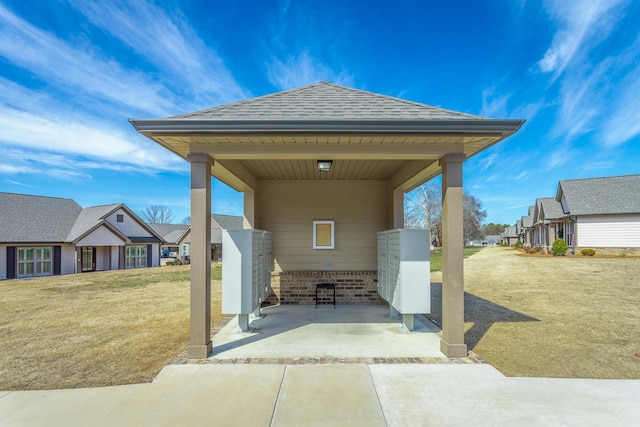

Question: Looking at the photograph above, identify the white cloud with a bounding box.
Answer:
[600,63,640,146]
[267,50,353,90]
[537,0,627,79]
[65,0,248,108]
[0,4,174,116]
[480,88,511,118]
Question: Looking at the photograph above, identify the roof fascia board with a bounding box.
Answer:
[130,118,525,135]
[71,221,129,245]
[113,204,166,241]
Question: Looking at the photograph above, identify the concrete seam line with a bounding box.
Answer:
[367,364,389,427]
[269,365,288,427]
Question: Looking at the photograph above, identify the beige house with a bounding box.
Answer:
[177,214,243,261]
[1,192,164,279]
[130,82,523,358]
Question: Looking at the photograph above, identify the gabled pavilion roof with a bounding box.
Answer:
[130,82,524,192]
[172,82,483,120]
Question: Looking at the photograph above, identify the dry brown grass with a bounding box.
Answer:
[429,246,640,379]
[0,265,223,391]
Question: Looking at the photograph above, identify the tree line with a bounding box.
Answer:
[405,181,506,245]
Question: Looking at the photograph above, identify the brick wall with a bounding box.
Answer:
[267,271,385,305]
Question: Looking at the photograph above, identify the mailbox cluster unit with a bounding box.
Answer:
[377,229,430,315]
[222,229,272,316]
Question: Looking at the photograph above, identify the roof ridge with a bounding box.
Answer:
[560,174,640,184]
[0,191,76,202]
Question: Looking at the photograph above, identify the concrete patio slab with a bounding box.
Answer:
[211,304,445,360]
[271,364,386,426]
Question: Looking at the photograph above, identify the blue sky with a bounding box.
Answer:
[1,0,639,226]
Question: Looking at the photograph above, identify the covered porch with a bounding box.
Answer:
[130,82,523,358]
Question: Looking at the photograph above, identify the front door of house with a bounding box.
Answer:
[81,246,96,272]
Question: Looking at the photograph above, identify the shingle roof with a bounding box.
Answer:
[212,214,243,231]
[171,82,484,120]
[1,193,164,244]
[503,226,517,238]
[521,207,534,228]
[559,175,640,215]
[0,193,82,242]
[148,223,189,243]
[540,198,564,220]
[66,204,123,242]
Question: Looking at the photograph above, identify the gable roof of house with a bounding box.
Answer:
[521,207,534,228]
[503,226,517,238]
[558,174,640,216]
[0,192,82,243]
[540,198,564,220]
[148,223,189,244]
[171,82,483,120]
[66,204,127,243]
[211,214,244,231]
[0,193,164,244]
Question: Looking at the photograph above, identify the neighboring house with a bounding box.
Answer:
[469,234,500,246]
[555,175,640,250]
[148,223,189,257]
[177,214,243,261]
[0,193,164,280]
[531,197,565,250]
[501,226,518,245]
[519,206,534,246]
[511,174,640,253]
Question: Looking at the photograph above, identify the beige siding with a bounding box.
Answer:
[577,215,640,247]
[257,180,389,271]
[76,225,125,247]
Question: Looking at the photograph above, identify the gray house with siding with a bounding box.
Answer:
[1,192,164,280]
[556,175,640,251]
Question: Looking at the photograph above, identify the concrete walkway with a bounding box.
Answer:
[2,306,640,426]
[2,364,639,426]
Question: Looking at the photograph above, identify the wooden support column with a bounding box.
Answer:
[244,190,255,229]
[393,187,404,229]
[439,153,468,357]
[187,153,213,359]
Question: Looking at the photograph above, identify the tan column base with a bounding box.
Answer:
[188,342,212,359]
[440,339,468,358]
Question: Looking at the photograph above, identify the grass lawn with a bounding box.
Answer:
[0,264,223,391]
[430,246,485,272]
[428,246,640,379]
[3,246,639,390]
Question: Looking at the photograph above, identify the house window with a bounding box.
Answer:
[17,247,52,277]
[125,245,146,268]
[313,220,335,249]
[182,244,189,257]
[117,214,124,222]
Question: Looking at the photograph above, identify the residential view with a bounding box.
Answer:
[1,1,638,425]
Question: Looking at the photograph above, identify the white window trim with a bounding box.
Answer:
[17,247,53,278]
[125,245,147,268]
[313,220,335,250]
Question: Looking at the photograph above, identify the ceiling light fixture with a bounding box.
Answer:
[317,160,333,172]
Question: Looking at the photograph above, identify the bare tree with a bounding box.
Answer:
[181,216,190,225]
[463,192,487,243]
[141,205,175,224]
[404,180,442,245]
